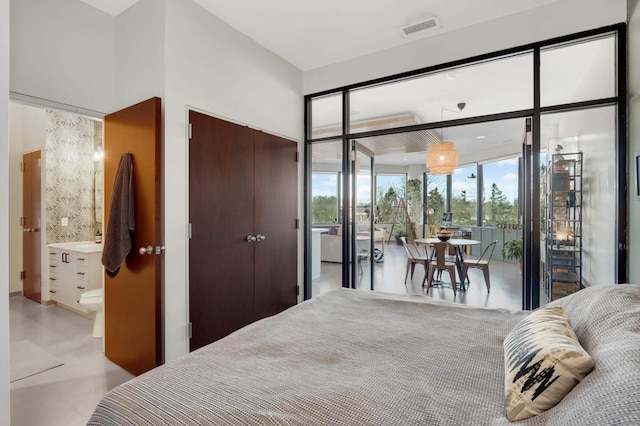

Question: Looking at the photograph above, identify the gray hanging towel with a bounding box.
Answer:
[102,153,135,277]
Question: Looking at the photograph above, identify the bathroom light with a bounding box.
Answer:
[94,147,104,161]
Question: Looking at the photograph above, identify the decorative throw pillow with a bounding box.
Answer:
[503,306,594,421]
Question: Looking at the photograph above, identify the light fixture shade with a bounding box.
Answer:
[426,141,458,175]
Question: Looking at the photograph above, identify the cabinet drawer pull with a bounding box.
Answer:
[50,265,56,268]
[78,257,86,261]
[77,286,85,290]
[49,290,56,293]
[49,277,56,281]
[77,272,85,276]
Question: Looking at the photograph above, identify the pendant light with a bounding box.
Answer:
[426,103,465,175]
[426,142,458,175]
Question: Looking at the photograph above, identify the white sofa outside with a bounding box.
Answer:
[320,225,386,263]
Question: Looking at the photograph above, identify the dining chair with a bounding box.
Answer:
[424,242,457,295]
[400,237,430,283]
[461,240,497,292]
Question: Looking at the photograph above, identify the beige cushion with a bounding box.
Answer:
[503,306,594,421]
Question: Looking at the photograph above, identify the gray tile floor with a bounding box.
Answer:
[9,294,134,426]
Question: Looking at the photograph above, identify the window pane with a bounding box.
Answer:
[311,140,342,224]
[451,165,478,226]
[426,174,447,227]
[310,94,342,139]
[376,174,405,224]
[311,172,339,224]
[541,35,616,107]
[349,52,533,134]
[482,158,520,226]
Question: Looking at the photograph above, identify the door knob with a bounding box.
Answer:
[256,234,266,242]
[139,246,154,255]
[246,235,257,242]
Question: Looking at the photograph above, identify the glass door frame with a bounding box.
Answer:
[350,141,375,290]
[304,24,627,308]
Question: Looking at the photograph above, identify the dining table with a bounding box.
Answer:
[414,238,482,291]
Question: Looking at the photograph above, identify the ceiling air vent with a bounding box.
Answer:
[400,16,441,38]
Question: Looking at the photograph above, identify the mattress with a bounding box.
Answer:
[89,285,640,425]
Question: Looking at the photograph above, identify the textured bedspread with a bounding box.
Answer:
[89,285,640,425]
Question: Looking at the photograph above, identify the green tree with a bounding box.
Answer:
[490,183,512,223]
[451,192,475,225]
[426,187,445,224]
[376,186,399,223]
[312,195,338,223]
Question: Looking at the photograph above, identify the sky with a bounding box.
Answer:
[312,156,521,205]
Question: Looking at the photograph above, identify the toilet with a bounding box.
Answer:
[79,288,104,338]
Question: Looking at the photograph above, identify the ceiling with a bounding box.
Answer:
[77,0,610,169]
[79,0,564,71]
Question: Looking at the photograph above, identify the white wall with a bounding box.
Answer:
[8,103,46,293]
[1,0,10,420]
[10,0,115,113]
[304,0,627,94]
[162,0,303,361]
[629,0,640,283]
[114,0,165,111]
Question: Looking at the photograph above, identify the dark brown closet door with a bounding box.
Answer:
[189,111,256,351]
[253,131,297,320]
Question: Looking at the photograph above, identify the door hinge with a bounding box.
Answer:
[295,218,300,229]
[37,158,41,168]
[296,151,300,162]
[20,162,24,172]
[20,271,25,281]
[188,322,192,339]
[20,216,25,226]
[296,285,300,296]
[188,223,192,239]
[188,123,192,140]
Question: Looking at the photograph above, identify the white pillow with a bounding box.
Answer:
[503,306,594,421]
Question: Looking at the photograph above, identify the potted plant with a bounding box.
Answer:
[394,229,408,245]
[502,239,523,273]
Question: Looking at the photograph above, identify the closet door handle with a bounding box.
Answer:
[246,235,257,243]
[256,234,266,242]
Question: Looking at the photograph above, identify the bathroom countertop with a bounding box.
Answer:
[48,241,103,253]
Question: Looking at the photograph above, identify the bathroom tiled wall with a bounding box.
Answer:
[45,110,103,243]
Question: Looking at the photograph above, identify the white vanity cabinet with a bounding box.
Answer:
[47,242,102,313]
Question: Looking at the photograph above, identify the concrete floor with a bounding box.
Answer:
[313,241,524,311]
[9,295,133,426]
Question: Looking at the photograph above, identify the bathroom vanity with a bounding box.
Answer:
[47,242,103,314]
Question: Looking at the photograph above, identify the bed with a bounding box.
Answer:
[89,284,640,425]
